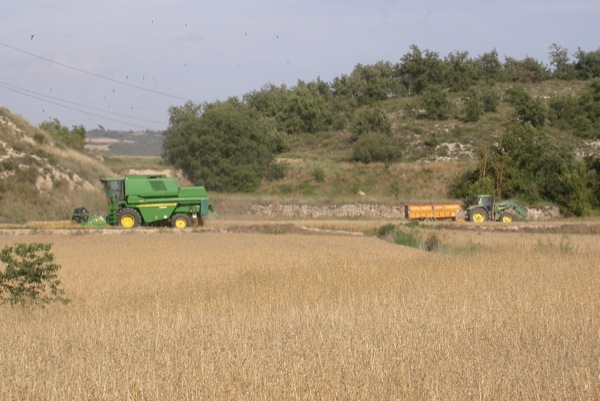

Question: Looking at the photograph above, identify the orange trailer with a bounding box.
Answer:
[404,203,462,221]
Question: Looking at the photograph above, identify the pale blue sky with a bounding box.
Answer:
[1,0,598,130]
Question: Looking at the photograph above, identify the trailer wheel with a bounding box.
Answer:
[117,208,141,229]
[470,207,488,223]
[500,212,514,223]
[172,213,191,229]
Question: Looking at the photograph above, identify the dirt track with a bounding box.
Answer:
[1,217,599,236]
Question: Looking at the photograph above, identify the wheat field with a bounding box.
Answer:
[0,228,599,400]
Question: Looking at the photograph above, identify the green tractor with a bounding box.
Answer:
[467,195,527,223]
[73,175,212,229]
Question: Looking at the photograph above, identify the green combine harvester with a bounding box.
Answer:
[72,175,212,229]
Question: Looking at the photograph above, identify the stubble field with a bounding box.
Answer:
[0,224,599,400]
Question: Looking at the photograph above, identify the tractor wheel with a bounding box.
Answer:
[171,213,192,229]
[500,212,514,223]
[117,208,141,229]
[470,207,488,223]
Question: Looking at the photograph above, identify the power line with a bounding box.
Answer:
[0,83,155,130]
[0,80,166,126]
[0,41,198,103]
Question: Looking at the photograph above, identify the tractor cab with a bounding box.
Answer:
[475,195,493,211]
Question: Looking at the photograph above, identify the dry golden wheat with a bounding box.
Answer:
[0,229,598,400]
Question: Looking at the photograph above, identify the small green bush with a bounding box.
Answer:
[312,167,325,183]
[376,224,441,252]
[377,223,397,237]
[393,229,420,248]
[0,243,68,306]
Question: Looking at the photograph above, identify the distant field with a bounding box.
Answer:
[1,226,599,400]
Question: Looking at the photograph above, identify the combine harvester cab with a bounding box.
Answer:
[101,175,212,229]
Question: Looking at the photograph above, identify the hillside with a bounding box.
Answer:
[235,80,600,206]
[1,75,598,223]
[85,128,163,156]
[0,107,115,223]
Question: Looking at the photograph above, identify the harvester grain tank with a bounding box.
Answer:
[467,195,527,223]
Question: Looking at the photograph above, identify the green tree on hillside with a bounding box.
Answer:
[245,80,338,135]
[574,48,600,79]
[476,49,502,82]
[449,123,591,215]
[350,106,391,141]
[39,118,85,151]
[502,56,549,83]
[332,61,402,104]
[548,43,575,79]
[462,88,483,122]
[505,85,547,127]
[162,100,286,192]
[349,106,400,164]
[398,45,444,95]
[420,85,453,120]
[444,51,477,92]
[547,83,600,138]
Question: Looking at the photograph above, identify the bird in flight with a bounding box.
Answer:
[30,34,35,40]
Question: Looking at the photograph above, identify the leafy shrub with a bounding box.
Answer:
[0,243,68,306]
[265,162,287,181]
[480,85,500,112]
[312,167,325,183]
[350,106,392,141]
[449,123,592,216]
[505,86,547,127]
[377,223,397,237]
[298,180,315,195]
[351,133,402,164]
[39,118,85,151]
[462,89,483,122]
[393,229,420,248]
[376,224,442,252]
[420,86,453,120]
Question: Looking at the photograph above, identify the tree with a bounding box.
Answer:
[39,119,86,151]
[502,56,549,83]
[0,243,67,305]
[480,85,500,112]
[444,51,477,92]
[398,45,444,95]
[573,47,600,80]
[350,106,392,142]
[245,80,337,135]
[162,100,286,192]
[449,123,591,216]
[505,86,547,127]
[548,43,574,79]
[420,86,453,120]
[476,49,502,81]
[332,62,401,105]
[462,88,483,122]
